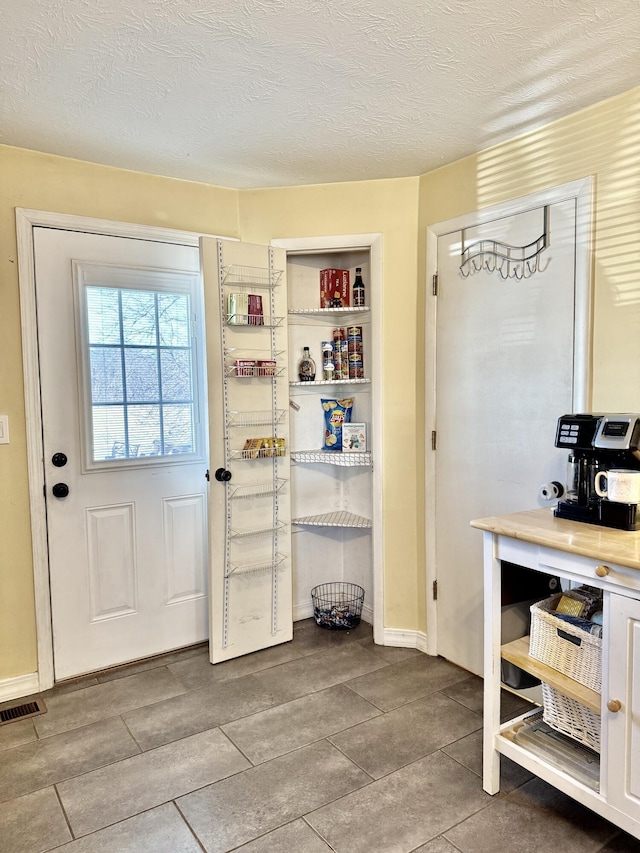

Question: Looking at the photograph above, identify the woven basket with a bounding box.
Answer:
[529,594,602,692]
[542,682,601,753]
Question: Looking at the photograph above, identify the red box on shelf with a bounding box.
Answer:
[320,269,350,308]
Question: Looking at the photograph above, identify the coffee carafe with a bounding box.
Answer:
[554,413,640,530]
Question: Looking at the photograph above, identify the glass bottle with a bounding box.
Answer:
[297,346,316,382]
[353,267,366,307]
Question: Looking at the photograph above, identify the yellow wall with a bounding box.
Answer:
[415,85,640,627]
[0,145,239,679]
[238,180,421,631]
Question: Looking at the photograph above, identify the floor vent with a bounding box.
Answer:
[0,698,47,725]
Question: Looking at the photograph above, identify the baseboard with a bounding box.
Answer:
[0,672,40,702]
[382,628,429,653]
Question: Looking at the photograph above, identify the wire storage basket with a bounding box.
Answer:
[311,582,364,630]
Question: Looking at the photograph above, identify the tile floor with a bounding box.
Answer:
[1,620,640,853]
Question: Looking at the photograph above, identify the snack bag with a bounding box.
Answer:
[321,398,353,450]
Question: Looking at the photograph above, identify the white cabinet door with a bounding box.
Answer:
[606,593,640,820]
[202,237,292,663]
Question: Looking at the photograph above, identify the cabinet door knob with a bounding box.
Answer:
[595,565,610,577]
[607,699,622,713]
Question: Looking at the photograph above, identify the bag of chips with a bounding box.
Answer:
[321,398,353,450]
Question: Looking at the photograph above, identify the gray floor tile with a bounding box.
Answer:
[34,668,187,739]
[346,654,468,711]
[177,739,371,853]
[57,727,250,837]
[168,642,303,690]
[54,803,201,852]
[440,675,537,722]
[233,819,333,852]
[123,672,282,750]
[0,787,71,853]
[306,750,490,853]
[595,833,640,852]
[445,776,618,853]
[411,838,461,853]
[250,643,389,703]
[0,717,37,752]
[0,716,139,803]
[44,675,100,696]
[329,691,481,779]
[221,683,381,764]
[96,643,208,683]
[291,618,374,656]
[357,637,423,664]
[441,729,533,792]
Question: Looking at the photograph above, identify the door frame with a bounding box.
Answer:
[16,209,219,691]
[272,234,384,646]
[423,177,594,657]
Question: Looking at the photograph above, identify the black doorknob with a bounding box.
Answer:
[214,467,232,482]
[52,483,69,498]
[52,453,68,468]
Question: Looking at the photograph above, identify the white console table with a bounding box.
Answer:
[472,508,640,839]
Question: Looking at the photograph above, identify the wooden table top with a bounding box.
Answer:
[471,507,640,570]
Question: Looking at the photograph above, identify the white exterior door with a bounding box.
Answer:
[433,198,580,675]
[34,228,209,680]
[201,237,293,663]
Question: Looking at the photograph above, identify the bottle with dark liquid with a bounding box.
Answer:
[353,267,366,307]
[297,346,316,381]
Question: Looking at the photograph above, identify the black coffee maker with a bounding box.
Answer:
[554,413,640,530]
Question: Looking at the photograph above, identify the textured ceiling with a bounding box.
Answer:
[2,0,640,189]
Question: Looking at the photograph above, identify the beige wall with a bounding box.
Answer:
[238,180,421,631]
[0,145,239,679]
[2,81,640,682]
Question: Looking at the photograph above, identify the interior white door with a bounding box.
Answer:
[35,228,209,680]
[434,199,577,675]
[202,237,293,663]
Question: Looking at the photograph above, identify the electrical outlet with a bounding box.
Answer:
[0,415,9,444]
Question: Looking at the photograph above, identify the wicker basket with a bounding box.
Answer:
[529,593,602,692]
[542,682,601,753]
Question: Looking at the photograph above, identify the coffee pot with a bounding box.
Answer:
[554,413,640,530]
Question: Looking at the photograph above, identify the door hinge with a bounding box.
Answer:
[432,273,438,296]
[432,579,438,600]
[431,430,437,451]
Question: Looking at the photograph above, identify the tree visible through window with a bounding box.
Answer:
[86,286,196,461]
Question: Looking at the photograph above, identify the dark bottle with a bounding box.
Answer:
[353,267,366,307]
[297,346,316,381]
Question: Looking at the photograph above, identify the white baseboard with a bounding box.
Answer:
[0,672,40,702]
[382,628,429,654]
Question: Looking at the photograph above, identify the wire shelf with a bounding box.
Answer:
[293,511,371,528]
[229,521,288,542]
[229,443,286,460]
[226,554,287,578]
[226,365,286,378]
[289,378,370,387]
[227,410,286,428]
[291,450,372,466]
[222,264,283,288]
[288,307,369,315]
[228,479,287,501]
[225,314,284,328]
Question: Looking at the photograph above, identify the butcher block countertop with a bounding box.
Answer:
[470,507,640,571]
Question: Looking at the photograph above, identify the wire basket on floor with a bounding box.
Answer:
[311,582,364,630]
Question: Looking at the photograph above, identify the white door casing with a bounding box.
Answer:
[16,210,214,689]
[424,178,593,674]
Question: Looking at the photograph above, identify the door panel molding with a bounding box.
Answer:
[423,178,593,659]
[15,209,218,692]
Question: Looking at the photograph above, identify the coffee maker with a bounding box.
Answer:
[554,413,640,530]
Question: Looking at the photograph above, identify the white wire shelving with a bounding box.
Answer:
[291,450,372,466]
[292,511,371,529]
[222,264,283,288]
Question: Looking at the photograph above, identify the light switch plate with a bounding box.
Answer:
[0,415,9,444]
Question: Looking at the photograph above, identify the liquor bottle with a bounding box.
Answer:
[297,346,316,381]
[353,268,366,307]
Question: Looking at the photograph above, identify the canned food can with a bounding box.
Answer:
[346,326,363,340]
[332,328,345,342]
[323,361,335,380]
[348,352,363,363]
[348,340,363,353]
[321,341,334,357]
[349,363,365,379]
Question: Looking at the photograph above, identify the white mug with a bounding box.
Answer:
[595,469,640,504]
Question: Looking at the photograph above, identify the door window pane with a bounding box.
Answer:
[85,286,196,461]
